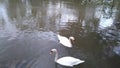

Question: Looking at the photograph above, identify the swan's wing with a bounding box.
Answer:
[57,35,72,47]
[56,57,73,67]
[56,56,84,67]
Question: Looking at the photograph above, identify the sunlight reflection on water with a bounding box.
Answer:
[99,17,113,29]
[113,44,120,56]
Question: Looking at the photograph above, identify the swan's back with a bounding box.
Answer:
[57,35,72,47]
[56,56,85,67]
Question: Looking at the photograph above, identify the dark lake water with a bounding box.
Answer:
[0,0,120,68]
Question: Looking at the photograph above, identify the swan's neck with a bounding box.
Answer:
[69,38,72,43]
[55,51,58,61]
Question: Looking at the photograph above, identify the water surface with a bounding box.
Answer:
[0,0,120,68]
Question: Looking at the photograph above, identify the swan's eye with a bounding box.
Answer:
[51,51,53,53]
[50,51,54,54]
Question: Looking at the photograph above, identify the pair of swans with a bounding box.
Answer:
[49,34,85,67]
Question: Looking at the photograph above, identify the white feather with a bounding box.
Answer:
[56,56,85,67]
[57,34,72,47]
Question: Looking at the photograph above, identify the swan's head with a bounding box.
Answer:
[50,48,57,54]
[69,36,75,41]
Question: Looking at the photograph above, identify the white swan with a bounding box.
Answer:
[50,49,85,67]
[57,34,75,47]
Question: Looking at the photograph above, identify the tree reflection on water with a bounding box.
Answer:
[0,0,120,68]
